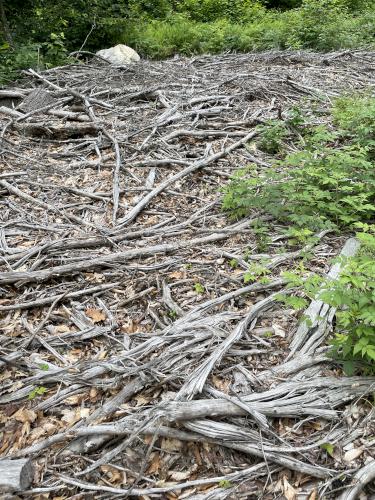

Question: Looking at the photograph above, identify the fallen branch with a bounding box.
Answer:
[0,459,34,493]
[339,460,375,500]
[289,237,360,357]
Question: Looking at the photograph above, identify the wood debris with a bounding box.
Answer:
[0,50,375,498]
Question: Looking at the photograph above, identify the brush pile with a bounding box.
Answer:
[0,51,374,499]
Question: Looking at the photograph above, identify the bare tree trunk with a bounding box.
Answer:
[0,0,13,47]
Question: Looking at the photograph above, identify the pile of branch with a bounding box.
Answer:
[1,50,374,499]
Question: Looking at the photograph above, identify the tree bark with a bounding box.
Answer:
[0,1,13,47]
[0,458,33,492]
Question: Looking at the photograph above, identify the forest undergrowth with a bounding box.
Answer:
[1,0,375,83]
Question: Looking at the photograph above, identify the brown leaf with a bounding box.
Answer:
[121,319,139,334]
[147,452,161,474]
[97,350,107,361]
[85,307,106,323]
[161,437,183,452]
[54,324,71,334]
[344,447,364,463]
[61,407,90,427]
[89,387,99,400]
[64,394,86,405]
[13,408,37,424]
[272,323,286,338]
[169,470,191,481]
[282,477,297,500]
[211,375,230,393]
[85,272,105,283]
[169,270,186,280]
[100,464,123,484]
[134,394,151,406]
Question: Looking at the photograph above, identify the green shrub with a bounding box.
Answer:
[333,94,375,152]
[175,0,266,23]
[223,96,375,231]
[223,144,375,230]
[2,0,375,80]
[223,95,375,375]
[0,43,42,84]
[257,120,290,154]
[0,35,71,84]
[281,227,375,374]
[321,228,375,374]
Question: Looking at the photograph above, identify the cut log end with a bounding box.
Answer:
[0,459,33,493]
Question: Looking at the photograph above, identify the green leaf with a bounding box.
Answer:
[342,361,355,376]
[194,283,205,294]
[28,386,48,400]
[218,480,232,489]
[320,442,334,457]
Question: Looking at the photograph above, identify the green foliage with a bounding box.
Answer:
[229,258,238,269]
[28,386,48,400]
[218,479,233,488]
[194,282,205,294]
[223,96,375,375]
[1,0,375,78]
[257,120,290,154]
[279,229,375,373]
[251,220,272,252]
[223,99,375,231]
[320,442,335,456]
[123,1,375,58]
[284,227,315,245]
[333,94,375,152]
[244,262,270,283]
[175,0,266,23]
[223,144,375,230]
[43,32,69,66]
[276,293,309,310]
[320,229,375,372]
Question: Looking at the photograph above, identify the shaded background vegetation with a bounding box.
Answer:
[0,0,374,83]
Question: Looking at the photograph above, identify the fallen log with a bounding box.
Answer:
[0,458,33,492]
[13,121,101,138]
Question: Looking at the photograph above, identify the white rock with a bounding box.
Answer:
[96,44,140,65]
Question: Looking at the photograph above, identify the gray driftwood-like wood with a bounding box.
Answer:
[1,51,374,498]
[288,237,360,357]
[339,460,375,500]
[0,459,33,492]
[18,88,56,113]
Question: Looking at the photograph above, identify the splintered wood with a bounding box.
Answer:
[0,51,375,499]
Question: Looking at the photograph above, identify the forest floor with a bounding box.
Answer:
[0,51,374,500]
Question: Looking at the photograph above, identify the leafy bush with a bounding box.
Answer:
[2,0,375,81]
[223,144,375,230]
[223,97,375,231]
[0,43,42,84]
[0,35,71,84]
[333,94,375,152]
[320,228,375,373]
[281,227,375,373]
[176,0,266,22]
[257,120,290,154]
[223,95,375,374]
